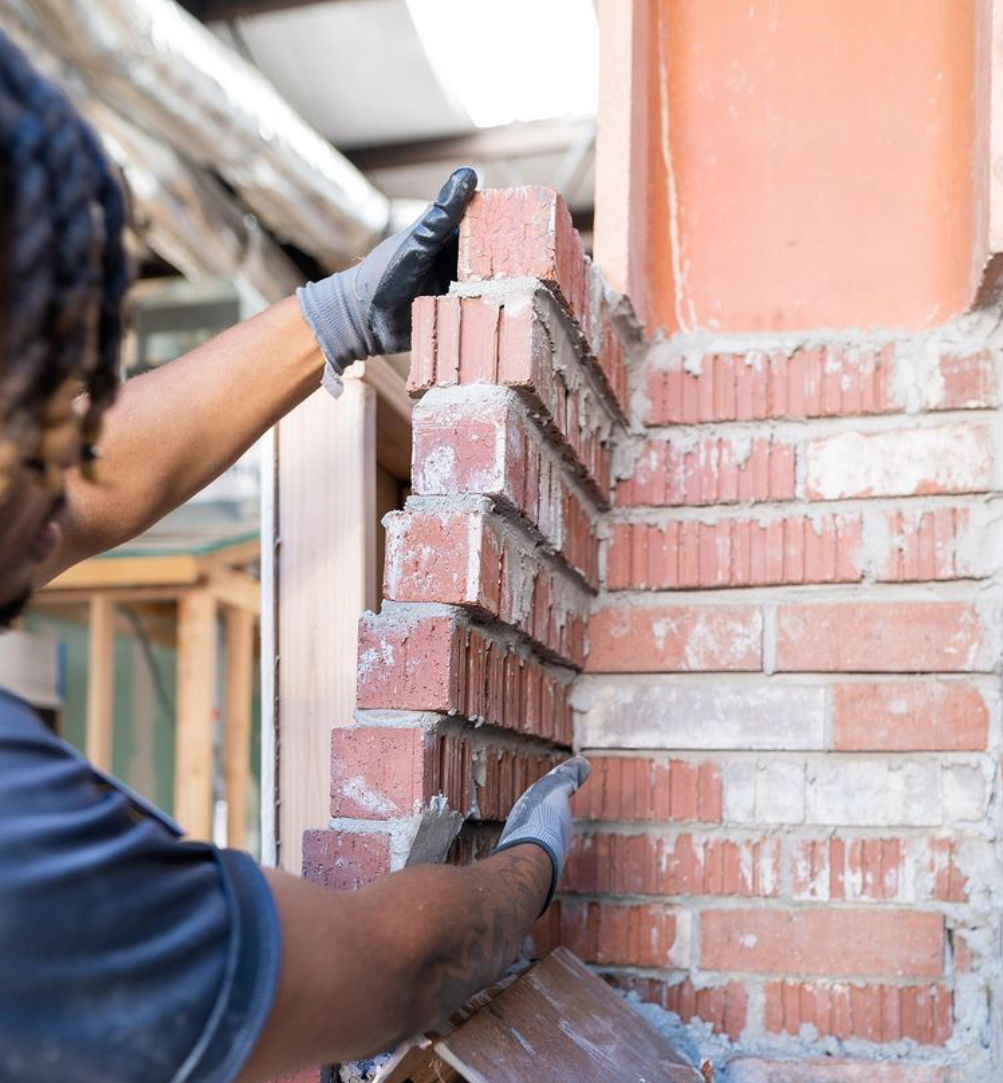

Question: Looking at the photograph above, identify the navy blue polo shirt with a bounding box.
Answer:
[0,687,281,1083]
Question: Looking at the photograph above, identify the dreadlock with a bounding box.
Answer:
[0,30,129,475]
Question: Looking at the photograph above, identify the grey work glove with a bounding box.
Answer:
[494,756,591,913]
[297,167,478,388]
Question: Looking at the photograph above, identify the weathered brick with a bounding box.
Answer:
[330,726,471,820]
[793,837,903,902]
[764,979,952,1045]
[457,186,632,419]
[301,828,390,890]
[792,835,969,905]
[576,679,823,750]
[533,899,689,968]
[805,423,993,500]
[699,908,944,977]
[459,186,591,338]
[571,755,722,822]
[564,832,781,897]
[473,745,563,821]
[611,975,747,1041]
[727,1057,947,1083]
[409,293,615,501]
[775,602,989,673]
[644,345,894,425]
[606,513,863,590]
[586,604,762,673]
[874,507,983,582]
[411,390,600,587]
[832,682,989,751]
[807,760,942,827]
[383,509,589,666]
[616,434,795,507]
[357,612,574,744]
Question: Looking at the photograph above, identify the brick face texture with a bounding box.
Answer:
[327,187,1002,1077]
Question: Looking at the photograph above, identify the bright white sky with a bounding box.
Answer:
[405,0,599,129]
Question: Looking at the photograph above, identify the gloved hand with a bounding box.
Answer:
[297,167,478,390]
[494,756,591,912]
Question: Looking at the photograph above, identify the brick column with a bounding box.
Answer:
[304,186,631,885]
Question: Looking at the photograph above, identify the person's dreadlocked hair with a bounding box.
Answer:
[0,31,130,476]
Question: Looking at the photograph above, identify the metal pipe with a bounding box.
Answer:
[22,0,391,266]
[0,3,303,301]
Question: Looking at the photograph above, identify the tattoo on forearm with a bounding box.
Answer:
[420,851,546,1029]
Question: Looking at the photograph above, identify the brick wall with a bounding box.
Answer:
[310,187,1003,1081]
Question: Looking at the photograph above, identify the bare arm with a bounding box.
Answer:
[41,297,322,580]
[237,846,550,1082]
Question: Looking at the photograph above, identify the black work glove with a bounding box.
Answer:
[297,167,478,388]
[494,756,591,913]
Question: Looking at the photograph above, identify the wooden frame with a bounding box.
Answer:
[268,359,412,873]
[38,535,262,843]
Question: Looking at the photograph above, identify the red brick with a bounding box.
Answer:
[936,348,997,409]
[611,975,747,1041]
[764,980,952,1045]
[572,755,722,823]
[699,908,944,977]
[645,345,894,425]
[587,604,762,672]
[475,746,562,821]
[805,423,993,500]
[301,828,390,889]
[775,602,987,673]
[330,726,471,820]
[791,837,967,904]
[606,513,863,590]
[727,1058,947,1083]
[616,435,795,507]
[411,393,600,587]
[384,509,589,666]
[408,293,614,502]
[875,507,977,582]
[927,837,969,902]
[833,682,989,751]
[459,186,590,330]
[357,614,574,744]
[532,899,687,967]
[564,832,781,897]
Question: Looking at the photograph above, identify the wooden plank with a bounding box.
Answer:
[35,586,189,606]
[197,536,261,573]
[208,568,261,615]
[47,554,201,590]
[223,606,255,850]
[85,595,115,771]
[174,589,217,840]
[276,377,376,872]
[435,949,705,1083]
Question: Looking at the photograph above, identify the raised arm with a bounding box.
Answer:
[238,756,590,1081]
[39,168,478,580]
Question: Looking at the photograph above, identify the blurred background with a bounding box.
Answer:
[0,0,600,854]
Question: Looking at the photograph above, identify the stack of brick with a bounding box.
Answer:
[302,186,629,891]
[560,315,1003,1076]
[303,185,1002,1082]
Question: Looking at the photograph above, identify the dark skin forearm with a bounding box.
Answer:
[237,845,550,1082]
[39,296,324,581]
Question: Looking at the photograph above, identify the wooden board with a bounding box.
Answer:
[434,949,704,1083]
[174,588,217,839]
[276,377,376,873]
[84,595,115,771]
[224,605,255,850]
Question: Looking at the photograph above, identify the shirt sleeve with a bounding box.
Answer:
[0,690,281,1083]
